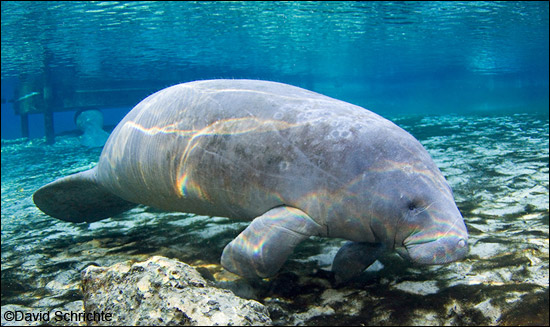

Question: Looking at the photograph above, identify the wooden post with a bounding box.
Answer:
[43,84,54,144]
[13,97,30,139]
[43,50,55,144]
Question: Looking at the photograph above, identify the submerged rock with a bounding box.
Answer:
[81,256,271,326]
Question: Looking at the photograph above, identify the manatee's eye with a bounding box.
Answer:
[408,203,417,211]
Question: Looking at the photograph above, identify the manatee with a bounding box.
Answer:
[33,79,468,280]
[74,109,110,148]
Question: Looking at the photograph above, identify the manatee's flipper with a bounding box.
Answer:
[221,206,325,278]
[332,242,385,283]
[33,169,136,223]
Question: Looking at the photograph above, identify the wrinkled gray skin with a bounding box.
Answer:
[34,80,468,280]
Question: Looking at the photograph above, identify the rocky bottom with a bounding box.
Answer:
[1,113,548,326]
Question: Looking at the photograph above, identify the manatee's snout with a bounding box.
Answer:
[403,234,468,265]
[396,192,469,265]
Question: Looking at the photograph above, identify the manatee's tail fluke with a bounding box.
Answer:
[33,169,137,223]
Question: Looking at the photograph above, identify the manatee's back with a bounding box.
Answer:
[94,80,395,220]
[35,79,401,223]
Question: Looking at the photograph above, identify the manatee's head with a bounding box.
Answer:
[392,184,469,265]
[357,133,469,265]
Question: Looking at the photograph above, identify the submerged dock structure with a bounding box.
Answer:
[10,77,161,144]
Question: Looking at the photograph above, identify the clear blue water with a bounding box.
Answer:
[1,2,549,325]
[1,1,548,138]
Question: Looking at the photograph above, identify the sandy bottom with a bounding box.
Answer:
[1,112,548,325]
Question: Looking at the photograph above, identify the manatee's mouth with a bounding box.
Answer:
[398,235,468,265]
